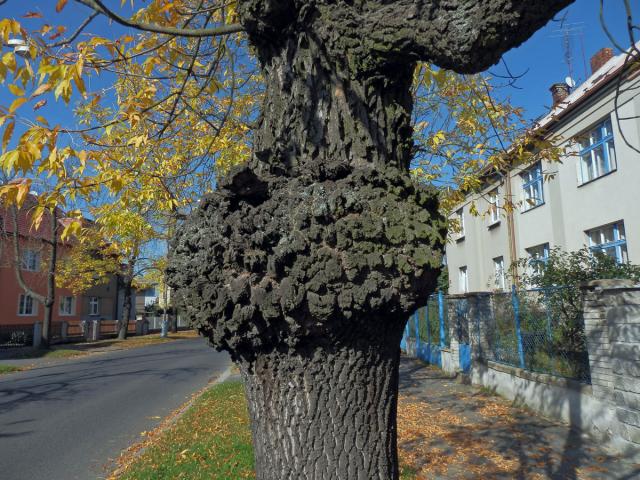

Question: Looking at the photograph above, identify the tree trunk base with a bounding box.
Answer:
[241,342,401,480]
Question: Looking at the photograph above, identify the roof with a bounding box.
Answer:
[0,192,71,242]
[534,42,640,132]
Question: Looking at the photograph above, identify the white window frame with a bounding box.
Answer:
[59,296,75,316]
[18,294,37,316]
[488,189,500,225]
[89,297,100,316]
[578,117,616,185]
[586,221,628,264]
[521,163,544,211]
[493,256,506,291]
[21,249,40,272]
[458,266,469,293]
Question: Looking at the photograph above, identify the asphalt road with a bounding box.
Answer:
[0,338,231,480]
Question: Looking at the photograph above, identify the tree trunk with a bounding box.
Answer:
[42,208,58,348]
[9,204,55,349]
[168,2,572,477]
[242,340,401,480]
[169,20,445,477]
[118,272,133,340]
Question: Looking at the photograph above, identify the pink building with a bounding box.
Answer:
[0,195,130,333]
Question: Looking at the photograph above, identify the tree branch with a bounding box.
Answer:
[361,0,575,73]
[73,0,244,38]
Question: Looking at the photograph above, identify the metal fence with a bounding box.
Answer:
[402,286,591,384]
[0,324,33,348]
[146,315,188,332]
[482,286,591,383]
[403,292,450,366]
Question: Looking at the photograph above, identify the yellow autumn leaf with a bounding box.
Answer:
[2,120,14,151]
[8,84,24,96]
[9,97,28,113]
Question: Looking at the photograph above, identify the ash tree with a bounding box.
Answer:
[0,0,575,477]
[167,1,574,478]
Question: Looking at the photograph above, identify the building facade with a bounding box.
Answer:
[446,47,640,294]
[0,195,133,326]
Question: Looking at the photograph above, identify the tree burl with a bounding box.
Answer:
[167,1,574,478]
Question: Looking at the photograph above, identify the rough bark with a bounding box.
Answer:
[242,336,401,480]
[42,209,58,348]
[167,1,574,478]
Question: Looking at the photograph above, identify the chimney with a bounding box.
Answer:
[550,83,570,107]
[590,47,614,74]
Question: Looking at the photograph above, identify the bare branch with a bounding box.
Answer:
[73,0,244,38]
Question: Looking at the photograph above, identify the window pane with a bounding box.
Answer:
[621,244,629,263]
[581,153,593,182]
[591,127,602,144]
[607,139,616,169]
[603,119,613,136]
[602,225,615,244]
[593,145,606,176]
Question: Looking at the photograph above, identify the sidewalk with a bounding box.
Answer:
[397,358,640,479]
[0,331,198,369]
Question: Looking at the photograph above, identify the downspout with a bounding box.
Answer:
[504,170,519,287]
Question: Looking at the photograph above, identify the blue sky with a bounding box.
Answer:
[492,0,638,122]
[0,1,637,131]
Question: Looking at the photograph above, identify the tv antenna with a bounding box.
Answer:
[551,21,587,86]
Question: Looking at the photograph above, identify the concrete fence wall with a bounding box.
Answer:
[405,280,640,459]
[581,279,640,453]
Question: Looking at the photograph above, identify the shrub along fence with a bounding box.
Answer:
[402,280,640,457]
[0,324,34,348]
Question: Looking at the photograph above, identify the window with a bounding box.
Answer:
[587,221,628,263]
[488,189,500,225]
[526,243,550,274]
[527,243,550,264]
[493,257,506,291]
[458,266,469,293]
[578,118,616,184]
[18,294,36,316]
[60,296,74,316]
[21,249,40,272]
[455,208,465,240]
[89,297,100,316]
[521,163,544,211]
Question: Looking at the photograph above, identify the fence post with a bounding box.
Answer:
[61,321,68,342]
[438,291,446,349]
[511,285,526,369]
[135,319,143,336]
[33,322,42,348]
[542,289,554,342]
[161,317,169,338]
[414,309,420,352]
[92,319,101,341]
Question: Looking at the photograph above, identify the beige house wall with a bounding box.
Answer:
[446,74,640,294]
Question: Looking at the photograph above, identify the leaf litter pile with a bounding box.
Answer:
[111,373,637,479]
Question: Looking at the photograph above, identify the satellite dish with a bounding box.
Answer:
[565,76,576,88]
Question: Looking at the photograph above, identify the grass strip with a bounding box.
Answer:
[0,364,23,375]
[114,380,417,480]
[116,381,254,480]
